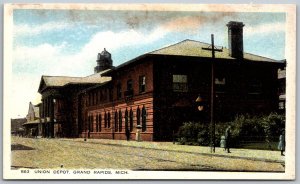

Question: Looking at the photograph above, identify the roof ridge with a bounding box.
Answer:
[243,51,279,62]
[148,39,196,54]
[149,39,223,55]
[42,75,83,78]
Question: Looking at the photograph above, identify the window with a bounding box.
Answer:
[142,105,147,132]
[173,74,188,92]
[279,101,285,110]
[139,76,146,93]
[278,80,286,95]
[98,114,102,132]
[98,91,101,103]
[119,110,122,132]
[89,94,92,106]
[89,115,93,132]
[125,79,134,97]
[100,91,103,101]
[96,114,99,132]
[87,116,90,131]
[114,111,118,132]
[93,93,96,105]
[215,77,226,93]
[129,108,133,132]
[136,106,141,125]
[109,88,113,102]
[107,112,111,128]
[117,83,122,99]
[248,80,262,95]
[127,79,133,91]
[104,112,107,128]
[125,108,129,131]
[103,89,107,101]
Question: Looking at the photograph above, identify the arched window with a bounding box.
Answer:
[104,112,107,128]
[100,91,103,101]
[142,105,147,132]
[96,114,99,132]
[98,91,101,104]
[136,106,141,125]
[98,114,102,132]
[107,112,111,128]
[119,110,122,132]
[90,115,93,132]
[125,108,128,131]
[117,83,122,99]
[87,115,90,132]
[115,111,118,132]
[129,108,133,132]
[93,93,96,105]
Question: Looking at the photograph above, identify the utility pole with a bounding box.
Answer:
[202,34,223,153]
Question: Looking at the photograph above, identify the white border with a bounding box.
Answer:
[3,3,296,180]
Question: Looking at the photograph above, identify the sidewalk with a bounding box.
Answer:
[62,138,285,164]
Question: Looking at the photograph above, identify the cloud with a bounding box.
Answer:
[12,27,169,117]
[11,73,42,118]
[158,12,236,32]
[14,22,71,36]
[81,27,169,58]
[244,22,286,36]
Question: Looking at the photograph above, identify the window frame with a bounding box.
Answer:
[172,74,188,92]
[139,75,146,93]
[117,82,122,99]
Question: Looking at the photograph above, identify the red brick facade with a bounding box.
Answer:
[79,61,155,141]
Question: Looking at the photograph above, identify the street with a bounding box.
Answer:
[11,136,284,172]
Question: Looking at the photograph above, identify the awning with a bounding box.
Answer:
[23,119,40,125]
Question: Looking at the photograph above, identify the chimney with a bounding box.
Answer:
[227,21,244,59]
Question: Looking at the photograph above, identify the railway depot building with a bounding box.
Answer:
[37,21,285,141]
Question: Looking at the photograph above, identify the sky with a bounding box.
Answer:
[11,9,286,118]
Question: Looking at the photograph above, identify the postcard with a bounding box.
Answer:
[3,3,296,180]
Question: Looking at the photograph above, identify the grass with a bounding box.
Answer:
[239,142,279,151]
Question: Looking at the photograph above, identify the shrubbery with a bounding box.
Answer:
[176,112,285,149]
[176,122,209,146]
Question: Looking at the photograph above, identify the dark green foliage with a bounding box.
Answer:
[229,113,285,145]
[176,122,209,146]
[176,112,285,150]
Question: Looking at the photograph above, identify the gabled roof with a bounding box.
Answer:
[149,39,279,62]
[38,69,112,93]
[26,102,40,121]
[102,39,283,76]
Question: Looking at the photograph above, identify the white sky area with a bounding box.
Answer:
[10,9,286,118]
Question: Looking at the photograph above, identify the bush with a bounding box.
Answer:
[176,112,285,149]
[261,112,285,142]
[176,122,209,146]
[222,113,285,148]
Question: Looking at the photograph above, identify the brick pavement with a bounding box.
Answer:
[64,138,285,164]
[10,136,284,171]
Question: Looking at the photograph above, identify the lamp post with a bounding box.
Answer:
[196,93,214,153]
[202,34,222,153]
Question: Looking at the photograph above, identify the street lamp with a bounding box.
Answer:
[196,94,214,153]
[195,95,204,112]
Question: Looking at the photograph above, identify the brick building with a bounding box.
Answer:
[37,21,285,141]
